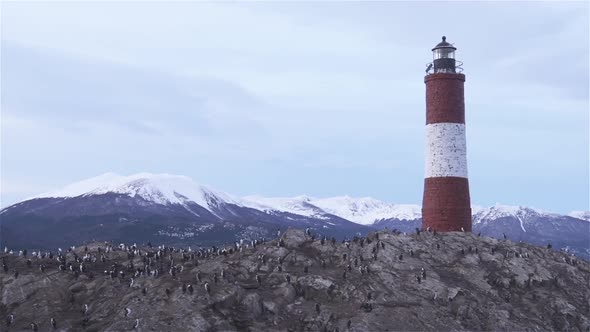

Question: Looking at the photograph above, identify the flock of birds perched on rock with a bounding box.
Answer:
[1,226,589,331]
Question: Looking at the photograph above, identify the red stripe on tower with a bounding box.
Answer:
[422,36,472,232]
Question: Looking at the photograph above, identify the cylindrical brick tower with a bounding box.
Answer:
[422,36,472,232]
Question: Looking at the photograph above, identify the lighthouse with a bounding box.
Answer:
[422,36,472,232]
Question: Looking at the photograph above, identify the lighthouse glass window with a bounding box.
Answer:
[434,49,455,60]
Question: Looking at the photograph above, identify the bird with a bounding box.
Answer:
[82,304,89,315]
[347,319,352,329]
[398,253,403,261]
[425,63,433,73]
[286,274,291,283]
[461,227,465,232]
[315,303,321,314]
[204,282,211,294]
[133,318,139,330]
[421,268,426,279]
[503,233,507,240]
[124,307,131,317]
[7,314,14,327]
[30,323,39,331]
[51,317,57,329]
[188,284,194,295]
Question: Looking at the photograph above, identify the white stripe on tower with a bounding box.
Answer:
[425,123,468,178]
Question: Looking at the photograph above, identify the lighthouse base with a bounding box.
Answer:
[422,177,472,232]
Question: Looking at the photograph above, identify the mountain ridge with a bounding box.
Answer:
[10,172,588,225]
[1,173,588,259]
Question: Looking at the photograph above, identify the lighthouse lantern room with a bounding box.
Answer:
[432,36,457,73]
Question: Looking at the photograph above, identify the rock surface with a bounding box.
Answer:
[1,229,589,331]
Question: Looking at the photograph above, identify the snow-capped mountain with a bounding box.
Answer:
[32,172,243,217]
[242,195,421,225]
[0,173,369,250]
[473,204,561,233]
[1,172,588,258]
[470,204,589,259]
[311,197,420,225]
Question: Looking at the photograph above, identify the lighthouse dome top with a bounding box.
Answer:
[432,36,457,51]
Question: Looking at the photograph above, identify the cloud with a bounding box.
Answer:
[0,2,588,212]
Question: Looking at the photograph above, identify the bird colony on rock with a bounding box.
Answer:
[1,228,589,331]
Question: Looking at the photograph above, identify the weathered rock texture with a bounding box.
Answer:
[1,229,589,331]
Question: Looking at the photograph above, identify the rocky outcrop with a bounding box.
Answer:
[1,229,589,331]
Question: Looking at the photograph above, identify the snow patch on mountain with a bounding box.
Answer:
[569,211,590,221]
[241,195,329,219]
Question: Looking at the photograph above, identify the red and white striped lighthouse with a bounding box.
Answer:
[422,36,472,232]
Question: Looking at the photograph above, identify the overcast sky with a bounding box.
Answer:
[1,1,588,213]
